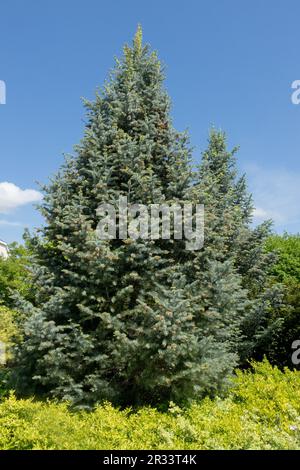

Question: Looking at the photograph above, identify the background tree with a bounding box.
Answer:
[0,243,34,307]
[189,130,282,364]
[261,233,300,367]
[0,243,33,397]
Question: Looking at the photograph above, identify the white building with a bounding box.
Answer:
[0,240,9,259]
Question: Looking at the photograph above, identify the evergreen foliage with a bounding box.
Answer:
[188,130,281,363]
[12,28,276,406]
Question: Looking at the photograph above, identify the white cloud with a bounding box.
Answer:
[246,165,300,230]
[0,182,43,214]
[0,219,23,227]
[253,207,271,219]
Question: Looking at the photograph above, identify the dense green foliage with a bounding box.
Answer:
[0,305,21,397]
[12,28,278,406]
[0,244,31,397]
[266,234,300,283]
[0,243,33,307]
[0,305,20,349]
[1,362,300,450]
[262,234,300,366]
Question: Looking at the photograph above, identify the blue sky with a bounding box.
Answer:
[0,0,300,243]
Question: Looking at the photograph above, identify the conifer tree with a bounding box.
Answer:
[190,130,281,363]
[13,29,263,405]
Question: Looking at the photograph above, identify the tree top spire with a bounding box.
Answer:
[133,24,143,54]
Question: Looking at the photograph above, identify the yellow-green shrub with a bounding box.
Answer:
[0,305,19,348]
[0,306,21,397]
[0,360,299,450]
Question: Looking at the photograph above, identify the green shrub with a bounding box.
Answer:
[0,360,299,449]
[0,305,21,397]
[0,306,20,347]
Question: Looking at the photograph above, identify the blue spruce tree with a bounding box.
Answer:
[13,29,263,406]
